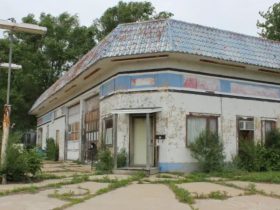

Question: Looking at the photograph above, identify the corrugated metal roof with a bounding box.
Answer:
[30,19,280,113]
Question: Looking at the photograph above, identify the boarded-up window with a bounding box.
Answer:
[68,104,80,141]
[84,96,99,142]
[262,120,276,143]
[186,115,218,146]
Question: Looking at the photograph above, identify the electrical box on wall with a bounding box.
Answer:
[155,134,166,140]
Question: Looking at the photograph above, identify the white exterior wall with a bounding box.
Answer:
[37,117,65,160]
[34,54,280,170]
[100,91,280,172]
[49,117,65,160]
[37,123,48,149]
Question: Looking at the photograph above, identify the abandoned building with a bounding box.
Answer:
[30,19,280,173]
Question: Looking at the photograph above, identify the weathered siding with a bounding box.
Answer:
[37,116,65,160]
[100,91,280,172]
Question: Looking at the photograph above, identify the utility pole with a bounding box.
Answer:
[0,19,47,184]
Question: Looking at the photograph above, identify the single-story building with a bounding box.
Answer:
[30,19,280,173]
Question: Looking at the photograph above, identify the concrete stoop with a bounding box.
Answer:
[113,167,159,176]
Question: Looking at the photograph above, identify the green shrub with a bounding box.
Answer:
[237,141,263,171]
[26,149,43,176]
[265,129,280,149]
[0,145,43,182]
[95,149,114,173]
[260,148,280,171]
[237,140,280,172]
[1,144,28,181]
[46,138,59,161]
[189,131,225,172]
[117,148,127,168]
[263,129,280,171]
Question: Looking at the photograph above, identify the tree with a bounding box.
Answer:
[0,2,172,131]
[257,3,280,41]
[0,12,96,130]
[93,1,173,40]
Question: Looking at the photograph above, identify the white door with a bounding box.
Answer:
[133,118,147,165]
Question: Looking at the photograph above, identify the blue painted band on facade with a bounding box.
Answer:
[100,71,280,101]
[159,162,188,172]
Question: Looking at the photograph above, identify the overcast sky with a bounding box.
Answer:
[0,0,279,36]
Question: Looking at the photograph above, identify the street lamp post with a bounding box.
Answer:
[0,19,47,184]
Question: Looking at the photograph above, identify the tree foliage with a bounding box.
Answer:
[257,2,280,41]
[0,1,172,131]
[0,12,96,130]
[93,1,173,40]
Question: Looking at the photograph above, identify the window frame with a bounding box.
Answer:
[67,103,81,141]
[186,114,218,146]
[103,117,113,147]
[68,121,80,141]
[84,108,99,142]
[261,119,276,144]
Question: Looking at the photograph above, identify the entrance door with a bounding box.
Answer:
[131,116,154,166]
[133,118,147,165]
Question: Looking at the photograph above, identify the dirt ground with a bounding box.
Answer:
[0,161,279,210]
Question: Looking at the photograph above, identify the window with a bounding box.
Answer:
[84,96,99,142]
[186,115,218,145]
[85,110,99,141]
[68,104,80,141]
[37,128,43,147]
[46,125,49,139]
[84,96,99,161]
[104,118,113,145]
[238,117,254,144]
[68,122,80,140]
[262,120,276,143]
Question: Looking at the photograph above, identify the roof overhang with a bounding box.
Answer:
[111,107,162,114]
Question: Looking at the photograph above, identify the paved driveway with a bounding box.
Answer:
[0,162,279,210]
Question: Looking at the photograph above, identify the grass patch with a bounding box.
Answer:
[198,171,280,184]
[234,171,280,184]
[185,173,207,182]
[156,174,175,179]
[34,173,67,180]
[49,187,90,202]
[193,190,229,200]
[168,183,194,204]
[0,174,91,197]
[0,185,40,196]
[208,191,229,199]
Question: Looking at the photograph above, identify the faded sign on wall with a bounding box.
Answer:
[100,70,280,101]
